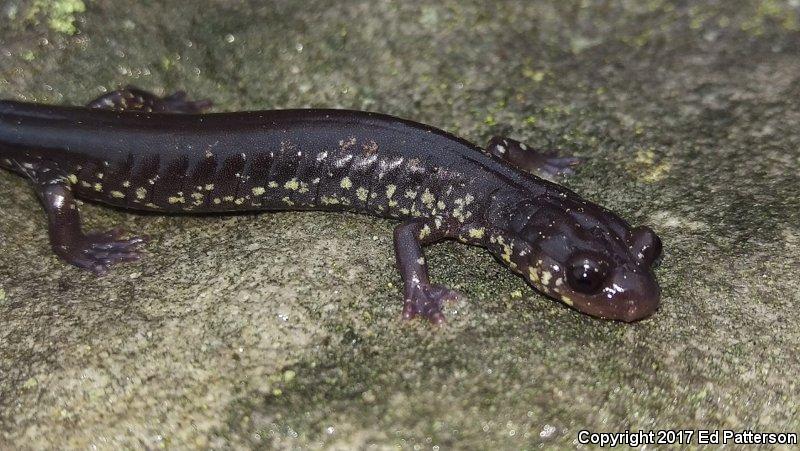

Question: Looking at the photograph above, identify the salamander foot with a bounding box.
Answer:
[487,136,580,178]
[401,283,461,325]
[87,86,213,113]
[53,228,148,276]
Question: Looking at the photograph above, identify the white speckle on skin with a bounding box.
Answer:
[496,144,506,154]
[51,193,66,209]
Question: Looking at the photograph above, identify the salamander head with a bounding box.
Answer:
[497,202,662,322]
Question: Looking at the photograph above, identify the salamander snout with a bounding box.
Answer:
[555,254,660,322]
[600,268,660,322]
[522,223,663,322]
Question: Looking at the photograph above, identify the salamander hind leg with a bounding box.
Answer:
[87,86,213,113]
[393,220,461,325]
[486,136,580,178]
[34,173,148,275]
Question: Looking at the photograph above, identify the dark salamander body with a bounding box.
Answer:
[0,88,662,323]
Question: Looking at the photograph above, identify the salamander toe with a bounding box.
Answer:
[401,283,461,325]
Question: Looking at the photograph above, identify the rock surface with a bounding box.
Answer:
[1,0,798,448]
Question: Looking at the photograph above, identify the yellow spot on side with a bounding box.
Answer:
[110,191,125,198]
[252,186,266,196]
[268,181,278,188]
[67,174,78,184]
[561,296,574,306]
[122,180,131,188]
[468,228,485,239]
[340,177,352,189]
[356,187,369,202]
[321,196,340,205]
[135,187,147,199]
[205,184,214,191]
[284,178,300,190]
[94,183,103,192]
[168,196,185,204]
[386,184,396,198]
[421,189,435,207]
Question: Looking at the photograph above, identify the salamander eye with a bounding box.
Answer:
[567,257,608,294]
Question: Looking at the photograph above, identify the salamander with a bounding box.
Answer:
[0,87,662,323]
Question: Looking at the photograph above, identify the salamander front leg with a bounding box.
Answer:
[486,136,580,178]
[393,220,460,325]
[87,85,213,113]
[35,178,147,275]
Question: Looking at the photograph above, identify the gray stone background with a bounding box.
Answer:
[0,0,798,449]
